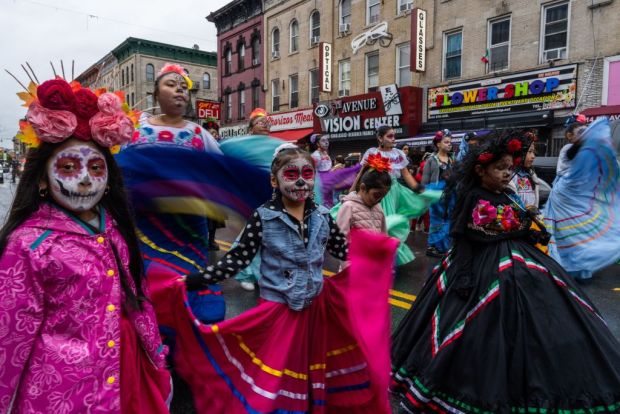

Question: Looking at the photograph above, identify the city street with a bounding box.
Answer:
[2,179,618,413]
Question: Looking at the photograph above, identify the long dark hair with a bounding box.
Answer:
[0,140,146,310]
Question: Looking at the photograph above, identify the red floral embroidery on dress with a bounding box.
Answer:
[191,137,205,151]
[158,130,174,142]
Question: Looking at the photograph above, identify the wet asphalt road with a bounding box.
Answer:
[1,178,618,413]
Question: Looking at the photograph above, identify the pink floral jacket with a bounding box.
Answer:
[0,203,167,413]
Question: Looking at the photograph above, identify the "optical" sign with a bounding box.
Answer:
[319,42,332,92]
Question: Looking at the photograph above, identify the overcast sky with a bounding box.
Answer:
[0,0,229,149]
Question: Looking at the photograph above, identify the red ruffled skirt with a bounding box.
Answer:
[149,230,398,413]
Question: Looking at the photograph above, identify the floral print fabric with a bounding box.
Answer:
[0,203,166,413]
[129,116,221,154]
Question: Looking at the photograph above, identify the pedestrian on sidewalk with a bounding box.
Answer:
[391,130,620,413]
[0,79,170,413]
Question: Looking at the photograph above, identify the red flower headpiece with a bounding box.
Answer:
[506,138,522,154]
[477,152,494,164]
[367,153,392,173]
[16,77,137,152]
[157,63,193,89]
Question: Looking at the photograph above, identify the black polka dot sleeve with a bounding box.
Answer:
[326,215,348,260]
[186,211,262,291]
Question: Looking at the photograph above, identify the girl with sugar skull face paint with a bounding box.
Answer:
[0,78,171,412]
[184,144,399,413]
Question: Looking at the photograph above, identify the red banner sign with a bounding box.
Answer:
[196,100,221,120]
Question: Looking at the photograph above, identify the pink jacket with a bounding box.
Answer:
[336,192,387,236]
[0,203,166,413]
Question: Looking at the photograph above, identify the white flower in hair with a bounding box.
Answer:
[273,143,299,159]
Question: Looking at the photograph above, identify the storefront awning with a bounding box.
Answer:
[581,105,620,121]
[269,128,314,142]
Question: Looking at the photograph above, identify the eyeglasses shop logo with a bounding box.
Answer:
[314,104,330,118]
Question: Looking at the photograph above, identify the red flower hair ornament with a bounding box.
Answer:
[366,153,392,173]
[477,152,494,164]
[20,78,134,149]
[507,138,522,154]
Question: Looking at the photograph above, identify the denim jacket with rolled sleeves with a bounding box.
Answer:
[257,204,331,310]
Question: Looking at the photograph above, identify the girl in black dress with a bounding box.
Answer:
[391,131,620,413]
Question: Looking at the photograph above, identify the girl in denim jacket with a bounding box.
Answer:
[185,144,397,413]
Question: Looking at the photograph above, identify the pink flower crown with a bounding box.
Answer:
[16,77,140,152]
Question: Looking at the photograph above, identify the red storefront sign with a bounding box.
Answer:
[313,85,423,140]
[265,109,314,131]
[196,100,221,120]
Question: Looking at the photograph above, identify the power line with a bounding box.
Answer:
[13,0,215,47]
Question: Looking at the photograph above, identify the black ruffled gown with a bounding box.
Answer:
[391,187,620,413]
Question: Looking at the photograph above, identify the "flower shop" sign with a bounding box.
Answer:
[427,64,577,120]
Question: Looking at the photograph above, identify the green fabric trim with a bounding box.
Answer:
[30,230,52,250]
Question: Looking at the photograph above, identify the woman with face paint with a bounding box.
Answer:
[391,131,620,414]
[183,144,398,413]
[310,134,333,172]
[349,125,440,265]
[0,79,170,413]
[543,116,620,282]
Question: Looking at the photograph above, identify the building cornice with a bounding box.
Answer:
[111,37,217,67]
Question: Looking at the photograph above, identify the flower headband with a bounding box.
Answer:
[250,108,267,120]
[476,137,524,166]
[366,153,392,173]
[157,63,193,90]
[15,77,138,153]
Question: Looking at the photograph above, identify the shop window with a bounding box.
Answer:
[338,59,351,97]
[367,0,380,25]
[146,64,155,82]
[396,44,411,86]
[309,69,319,104]
[444,30,462,80]
[488,17,510,72]
[289,20,299,53]
[366,51,379,92]
[203,73,211,89]
[540,2,569,62]
[272,79,280,112]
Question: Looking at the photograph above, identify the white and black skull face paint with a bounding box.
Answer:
[276,157,315,202]
[46,142,108,213]
[318,136,329,150]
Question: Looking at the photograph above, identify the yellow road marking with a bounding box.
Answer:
[215,240,416,308]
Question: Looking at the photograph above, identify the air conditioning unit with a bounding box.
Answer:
[399,2,413,13]
[339,23,351,34]
[252,58,260,66]
[338,89,350,97]
[311,36,320,45]
[272,50,280,59]
[369,14,379,24]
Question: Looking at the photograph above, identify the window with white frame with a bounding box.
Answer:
[366,52,379,92]
[397,0,413,14]
[488,17,510,72]
[272,28,280,58]
[289,74,299,108]
[340,0,351,27]
[225,93,232,121]
[252,84,260,109]
[338,59,351,96]
[396,44,411,86]
[310,11,320,45]
[225,48,232,75]
[146,63,155,82]
[203,73,211,89]
[444,30,462,80]
[238,42,245,71]
[309,69,319,104]
[367,0,380,25]
[252,37,260,65]
[290,20,299,53]
[238,89,246,119]
[272,79,280,112]
[541,2,569,62]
